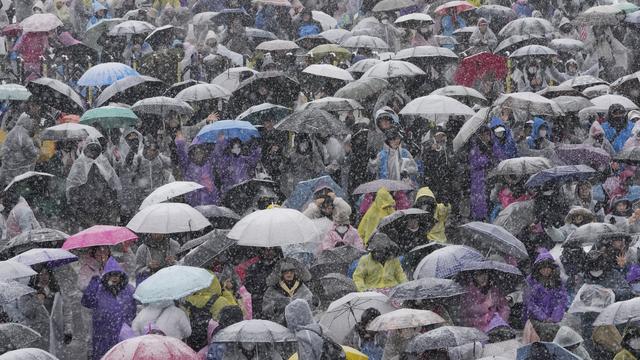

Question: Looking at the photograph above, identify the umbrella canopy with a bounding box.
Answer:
[231,71,300,113]
[213,319,295,343]
[10,248,77,268]
[175,83,232,102]
[95,75,165,107]
[0,281,35,304]
[509,44,557,58]
[593,297,640,326]
[493,199,536,236]
[302,64,353,82]
[490,157,553,178]
[353,179,415,195]
[319,292,395,342]
[84,18,124,50]
[347,58,382,74]
[373,0,416,12]
[430,85,487,104]
[458,222,528,259]
[78,62,139,87]
[274,108,348,136]
[192,11,218,25]
[127,203,210,234]
[568,284,615,314]
[0,348,58,360]
[319,273,358,300]
[212,67,259,92]
[284,175,346,211]
[311,246,365,279]
[193,120,259,145]
[108,20,155,35]
[435,0,476,14]
[134,265,213,303]
[341,35,389,50]
[361,60,425,79]
[475,4,516,21]
[400,95,475,124]
[575,6,621,26]
[312,10,337,30]
[320,28,351,43]
[494,92,564,116]
[591,94,639,110]
[306,44,351,62]
[453,51,507,87]
[1,228,68,257]
[549,38,585,53]
[407,326,489,352]
[556,144,611,169]
[377,209,435,247]
[101,334,196,360]
[516,342,581,360]
[498,17,554,37]
[494,34,546,55]
[334,77,389,101]
[41,123,102,141]
[235,103,292,125]
[389,277,466,301]
[21,13,62,33]
[131,96,194,117]
[182,230,235,267]
[79,106,138,129]
[394,13,434,26]
[26,77,85,114]
[255,39,299,51]
[538,85,585,98]
[228,208,321,247]
[452,107,490,152]
[299,97,363,112]
[0,260,37,281]
[144,25,176,49]
[0,84,30,101]
[456,260,522,282]
[561,76,609,91]
[3,171,54,193]
[413,245,484,279]
[564,223,620,246]
[552,96,594,113]
[525,165,596,188]
[62,225,137,251]
[615,147,640,165]
[139,182,205,209]
[0,323,40,351]
[194,206,241,227]
[367,309,445,331]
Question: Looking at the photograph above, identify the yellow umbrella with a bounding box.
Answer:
[289,346,368,360]
[307,44,352,64]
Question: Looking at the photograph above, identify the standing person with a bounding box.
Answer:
[134,233,180,284]
[370,129,417,181]
[244,247,282,319]
[205,305,245,360]
[0,114,38,186]
[469,127,494,221]
[440,8,466,37]
[490,117,518,161]
[468,18,497,53]
[81,257,136,360]
[344,308,385,360]
[352,233,407,292]
[213,134,261,196]
[285,299,326,360]
[131,138,173,198]
[358,188,396,245]
[175,132,219,206]
[584,120,615,156]
[262,260,314,325]
[512,0,533,17]
[2,189,40,240]
[320,204,364,251]
[184,274,232,351]
[459,268,510,333]
[283,133,325,196]
[602,104,634,153]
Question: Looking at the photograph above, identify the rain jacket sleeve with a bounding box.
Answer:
[353,254,407,292]
[358,188,396,244]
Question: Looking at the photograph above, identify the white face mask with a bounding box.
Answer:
[495,131,505,138]
[629,338,640,350]
[590,270,603,277]
[299,142,309,152]
[231,145,241,155]
[538,129,547,138]
[528,66,538,74]
[336,225,349,233]
[542,189,554,196]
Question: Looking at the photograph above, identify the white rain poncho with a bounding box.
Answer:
[132,301,192,340]
[66,137,122,199]
[285,299,324,360]
[0,114,38,185]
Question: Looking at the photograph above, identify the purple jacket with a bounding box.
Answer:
[469,140,492,220]
[214,139,261,194]
[176,138,220,206]
[523,253,568,323]
[81,257,136,360]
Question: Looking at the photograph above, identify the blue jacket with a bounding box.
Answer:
[441,15,466,37]
[602,120,634,153]
[489,117,517,161]
[527,117,551,149]
[377,146,412,180]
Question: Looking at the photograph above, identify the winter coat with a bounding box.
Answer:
[244,258,279,319]
[321,224,365,252]
[523,253,568,323]
[132,301,192,339]
[489,117,518,161]
[441,14,466,37]
[459,283,510,332]
[303,197,351,221]
[214,139,261,194]
[584,121,616,156]
[0,114,38,185]
[415,187,450,243]
[285,299,324,360]
[262,280,314,326]
[175,138,219,206]
[81,257,136,360]
[469,139,492,221]
[527,117,553,150]
[370,143,416,181]
[352,253,407,292]
[602,120,634,153]
[5,197,40,239]
[358,188,396,244]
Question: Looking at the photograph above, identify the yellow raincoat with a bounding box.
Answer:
[352,253,407,292]
[358,188,396,245]
[185,272,231,320]
[415,187,451,243]
[615,349,638,360]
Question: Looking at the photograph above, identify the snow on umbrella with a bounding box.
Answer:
[399,95,475,125]
[235,103,291,125]
[0,323,40,351]
[194,206,241,229]
[525,165,596,188]
[568,284,615,314]
[284,175,346,210]
[246,27,278,41]
[212,67,259,92]
[594,297,640,326]
[175,83,231,102]
[373,0,416,12]
[0,281,35,304]
[10,248,77,268]
[41,123,102,141]
[84,18,124,50]
[320,28,351,43]
[320,273,358,300]
[62,225,138,251]
[538,84,584,98]
[455,260,523,289]
[319,291,395,343]
[377,209,435,247]
[275,108,348,136]
[78,62,139,87]
[302,64,353,82]
[340,35,389,50]
[144,25,176,49]
[552,95,593,113]
[95,75,165,107]
[611,71,640,92]
[475,4,516,21]
[0,348,58,360]
[389,277,466,301]
[134,265,213,303]
[498,17,554,37]
[127,203,210,234]
[353,179,415,195]
[310,246,365,279]
[3,171,54,193]
[561,75,609,91]
[79,106,138,129]
[509,44,557,58]
[361,60,426,79]
[489,157,553,178]
[228,208,321,247]
[549,38,585,53]
[367,309,445,331]
[627,9,640,23]
[255,39,299,52]
[493,199,535,236]
[131,96,194,117]
[556,144,610,169]
[575,5,621,26]
[139,182,205,209]
[615,147,640,165]
[255,0,291,7]
[435,0,476,14]
[591,94,639,110]
[494,34,545,55]
[516,342,581,360]
[26,77,85,114]
[413,245,483,279]
[192,11,218,25]
[452,107,490,152]
[0,84,30,101]
[213,319,296,343]
[193,120,260,145]
[306,44,351,61]
[21,13,62,33]
[1,228,68,256]
[0,260,37,281]
[564,222,618,246]
[299,97,363,112]
[108,20,155,35]
[347,58,382,74]
[430,85,487,104]
[394,13,434,26]
[334,77,389,101]
[407,326,488,352]
[494,92,564,116]
[458,222,528,260]
[101,334,196,360]
[182,230,235,267]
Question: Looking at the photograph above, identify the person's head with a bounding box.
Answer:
[261,247,281,263]
[55,0,65,10]
[385,128,402,149]
[608,103,627,129]
[477,18,488,33]
[593,25,605,36]
[493,126,506,140]
[282,268,296,282]
[473,271,489,288]
[90,245,111,264]
[229,138,242,156]
[622,322,640,356]
[538,261,554,278]
[262,118,275,131]
[189,144,209,166]
[84,142,102,160]
[407,217,419,231]
[565,59,578,76]
[615,199,630,215]
[577,181,592,200]
[143,139,160,160]
[296,134,311,154]
[319,197,334,217]
[109,128,121,145]
[478,126,492,144]
[257,85,269,97]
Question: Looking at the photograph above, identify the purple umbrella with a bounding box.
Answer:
[10,248,78,268]
[352,179,415,195]
[556,144,611,170]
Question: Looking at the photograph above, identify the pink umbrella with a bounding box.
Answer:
[62,225,138,250]
[102,335,197,360]
[435,0,477,14]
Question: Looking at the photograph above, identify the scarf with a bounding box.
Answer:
[279,280,300,297]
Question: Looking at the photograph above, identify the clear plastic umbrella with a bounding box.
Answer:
[0,281,35,304]
[490,157,553,178]
[509,45,557,58]
[493,199,535,236]
[593,297,640,326]
[139,182,205,209]
[0,323,41,351]
[320,29,352,43]
[334,77,389,101]
[590,94,638,110]
[174,83,231,102]
[212,320,295,343]
[10,248,77,268]
[495,92,564,116]
[561,75,609,91]
[431,85,487,104]
[407,326,488,352]
[498,17,554,37]
[299,97,363,112]
[399,95,475,125]
[21,13,62,33]
[255,39,299,51]
[568,284,615,314]
[0,260,37,281]
[275,108,348,136]
[347,59,382,74]
[101,335,196,359]
[302,64,354,81]
[0,84,30,101]
[340,35,389,50]
[373,0,416,11]
[549,38,585,53]
[552,96,594,113]
[0,348,58,360]
[108,20,155,35]
[389,277,466,301]
[131,96,194,117]
[367,309,445,331]
[458,222,528,259]
[1,228,68,256]
[127,203,210,234]
[211,67,259,92]
[452,107,490,152]
[393,45,458,61]
[41,123,102,141]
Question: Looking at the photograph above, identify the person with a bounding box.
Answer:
[469,126,494,221]
[294,8,322,38]
[303,186,351,221]
[512,0,533,17]
[0,113,38,186]
[131,138,173,198]
[602,104,634,153]
[205,305,245,360]
[285,299,325,360]
[184,273,232,350]
[320,201,364,251]
[584,25,628,81]
[358,187,396,244]
[369,128,416,181]
[489,116,517,161]
[344,308,385,360]
[81,257,136,360]
[527,117,554,151]
[262,259,314,325]
[459,266,510,333]
[352,233,407,292]
[584,120,616,155]
[214,134,261,195]
[553,325,593,360]
[132,300,192,340]
[548,58,600,83]
[468,18,497,53]
[87,1,110,29]
[515,61,548,92]
[244,247,282,320]
[283,133,326,196]
[135,233,180,284]
[414,187,450,243]
[368,107,400,153]
[615,322,640,360]
[440,8,466,37]
[584,250,633,302]
[2,189,40,240]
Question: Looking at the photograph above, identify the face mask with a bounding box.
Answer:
[231,145,241,155]
[542,189,554,196]
[527,66,538,74]
[629,338,640,350]
[590,270,603,277]
[336,225,349,234]
[538,129,547,138]
[495,131,505,138]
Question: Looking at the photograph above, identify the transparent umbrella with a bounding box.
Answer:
[0,281,35,304]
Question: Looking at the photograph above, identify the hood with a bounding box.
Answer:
[15,113,34,132]
[489,116,507,130]
[32,0,44,11]
[559,17,571,28]
[533,251,556,270]
[589,120,604,137]
[564,206,595,225]
[486,313,510,333]
[415,187,435,203]
[374,106,399,128]
[373,187,396,212]
[627,264,640,284]
[93,1,107,14]
[102,256,126,278]
[186,271,222,308]
[333,202,351,225]
[565,59,578,67]
[554,326,583,348]
[285,299,314,331]
[530,117,550,140]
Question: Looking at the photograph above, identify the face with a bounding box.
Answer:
[407,218,419,230]
[84,144,101,160]
[479,129,491,144]
[539,266,553,278]
[612,238,625,250]
[282,270,295,281]
[616,202,628,213]
[479,23,488,32]
[389,137,401,149]
[144,145,159,160]
[378,117,392,130]
[578,184,591,198]
[258,86,269,96]
[474,272,489,287]
[263,119,274,131]
[107,275,121,286]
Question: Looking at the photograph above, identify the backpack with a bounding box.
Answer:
[185,294,219,350]
[303,326,347,360]
[298,23,321,38]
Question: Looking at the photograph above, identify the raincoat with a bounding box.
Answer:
[527,118,554,150]
[459,282,510,333]
[370,142,416,181]
[321,224,364,252]
[185,272,231,320]
[303,196,352,221]
[118,129,144,218]
[5,197,40,240]
[131,151,173,197]
[584,26,629,78]
[66,138,122,200]
[414,187,450,243]
[352,252,407,292]
[285,299,324,360]
[175,137,219,206]
[134,238,181,281]
[262,261,314,325]
[512,0,533,17]
[584,121,615,156]
[357,188,396,244]
[523,252,568,323]
[284,140,326,197]
[81,257,136,360]
[489,117,518,161]
[368,107,400,153]
[214,138,261,194]
[553,325,593,360]
[469,138,492,221]
[87,2,111,29]
[0,114,38,185]
[602,119,634,153]
[132,301,192,340]
[468,19,497,53]
[441,13,467,37]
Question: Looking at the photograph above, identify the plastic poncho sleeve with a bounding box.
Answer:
[358,188,396,244]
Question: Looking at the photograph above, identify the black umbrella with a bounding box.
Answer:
[145,25,176,49]
[388,277,466,301]
[454,260,523,291]
[274,108,348,136]
[26,77,85,114]
[55,43,98,65]
[320,273,357,301]
[95,75,166,106]
[0,323,41,352]
[181,229,234,267]
[163,80,206,97]
[194,205,241,229]
[378,209,435,234]
[295,35,332,50]
[212,8,253,26]
[458,221,528,260]
[231,71,301,115]
[221,178,285,216]
[1,228,69,258]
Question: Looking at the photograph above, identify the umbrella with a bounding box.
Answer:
[144,25,176,49]
[246,27,278,40]
[221,178,285,216]
[10,248,77,268]
[194,206,240,229]
[525,165,596,188]
[21,13,62,33]
[453,52,507,87]
[255,39,299,52]
[556,144,611,169]
[182,230,235,267]
[1,228,68,256]
[212,67,259,92]
[430,85,487,104]
[306,44,351,62]
[490,157,553,178]
[193,120,260,145]
[108,20,155,35]
[79,106,138,129]
[456,260,522,283]
[492,199,535,236]
[516,342,581,360]
[367,309,445,331]
[538,85,585,98]
[192,11,218,25]
[564,223,617,246]
[568,284,615,314]
[452,107,490,152]
[552,96,593,113]
[399,95,475,125]
[299,97,363,112]
[615,147,640,165]
[95,75,165,107]
[84,18,124,50]
[475,5,516,21]
[0,260,37,281]
[509,45,557,58]
[213,320,295,343]
[611,71,640,92]
[407,244,449,270]
[228,208,321,247]
[131,96,194,117]
[0,84,30,101]
[361,60,426,80]
[498,17,554,37]
[347,59,382,74]
[340,35,389,50]
[627,9,640,23]
[549,38,585,53]
[494,92,564,116]
[212,8,253,27]
[594,297,640,326]
[373,0,415,12]
[334,77,389,101]
[297,34,330,50]
[3,171,54,193]
[101,335,196,360]
[0,323,40,351]
[575,6,622,26]
[235,103,292,125]
[134,265,213,303]
[175,83,232,102]
[127,203,210,234]
[164,80,205,97]
[302,64,353,82]
[284,175,346,211]
[389,277,466,301]
[312,10,337,31]
[231,72,300,112]
[561,76,609,91]
[351,18,402,48]
[310,246,365,279]
[494,34,546,55]
[413,245,484,279]
[458,222,528,259]
[275,108,348,136]
[320,29,352,43]
[591,94,639,110]
[78,62,139,87]
[407,326,489,352]
[41,123,102,141]
[435,0,476,14]
[139,182,205,209]
[0,348,58,360]
[0,281,35,304]
[394,13,434,26]
[26,77,85,114]
[319,273,358,300]
[62,225,137,251]
[616,2,639,13]
[353,179,415,195]
[377,209,435,245]
[319,292,395,342]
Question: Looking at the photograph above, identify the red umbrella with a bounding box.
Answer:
[453,51,507,87]
[101,335,197,360]
[1,23,22,37]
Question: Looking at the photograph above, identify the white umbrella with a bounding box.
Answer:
[593,297,640,326]
[211,67,258,92]
[0,260,37,281]
[127,203,210,234]
[361,60,425,79]
[213,319,296,343]
[302,64,354,82]
[583,84,610,98]
[228,208,321,247]
[430,85,487,103]
[312,10,337,31]
[174,83,232,102]
[399,95,475,125]
[552,96,594,113]
[4,171,53,192]
[21,13,62,33]
[452,107,490,152]
[367,309,445,331]
[255,40,299,51]
[299,97,363,112]
[494,92,564,116]
[509,44,557,58]
[108,20,155,35]
[41,123,103,141]
[590,94,639,110]
[394,13,434,24]
[347,59,382,74]
[131,97,194,117]
[568,284,615,314]
[393,45,459,61]
[319,291,395,342]
[373,0,416,12]
[320,29,351,43]
[340,35,389,50]
[139,182,205,209]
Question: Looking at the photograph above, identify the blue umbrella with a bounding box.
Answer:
[458,222,528,259]
[284,175,347,211]
[525,165,596,189]
[10,248,77,268]
[413,245,484,280]
[134,265,214,303]
[193,120,260,145]
[77,62,139,87]
[516,342,580,360]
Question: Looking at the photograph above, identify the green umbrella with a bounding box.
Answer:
[0,84,31,101]
[79,106,138,128]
